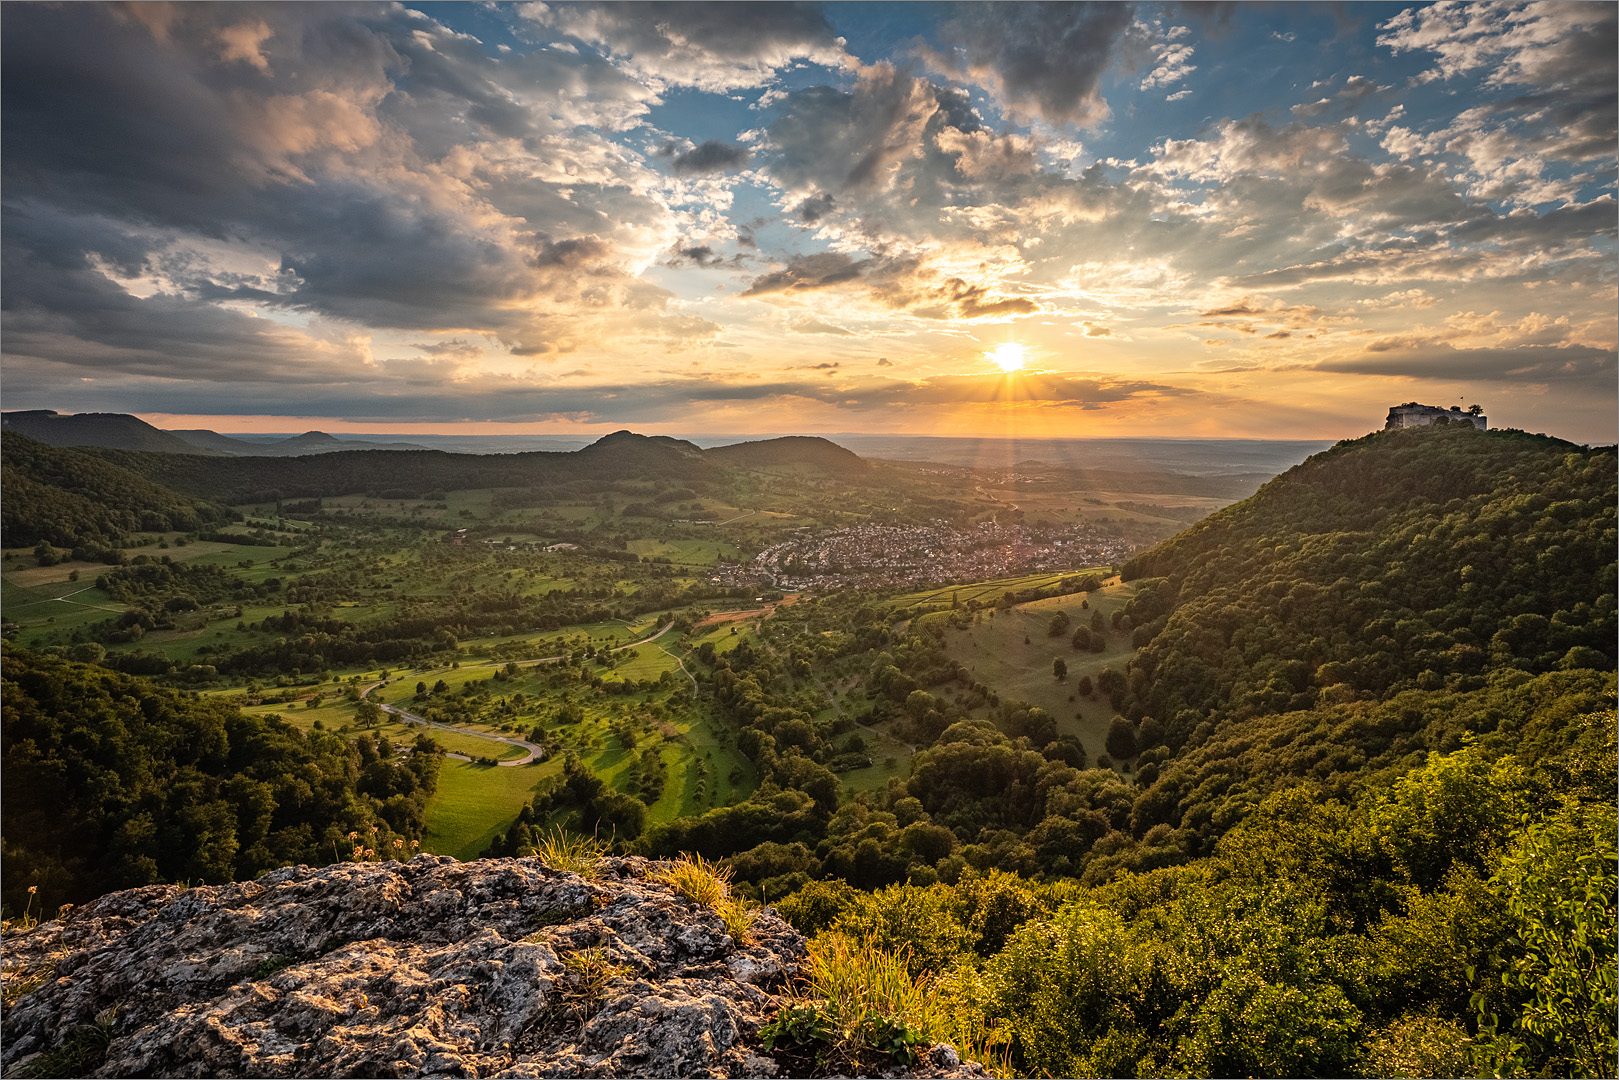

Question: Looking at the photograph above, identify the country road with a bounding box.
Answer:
[359,621,679,765]
[377,701,546,766]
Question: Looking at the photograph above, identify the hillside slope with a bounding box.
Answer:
[1118,425,1616,746]
[0,432,233,547]
[707,436,868,472]
[0,411,213,455]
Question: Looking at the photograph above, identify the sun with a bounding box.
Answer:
[989,342,1026,372]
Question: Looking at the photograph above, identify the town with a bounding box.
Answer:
[711,519,1135,591]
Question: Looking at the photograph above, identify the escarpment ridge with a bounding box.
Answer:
[0,856,981,1079]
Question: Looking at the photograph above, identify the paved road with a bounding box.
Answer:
[377,702,545,766]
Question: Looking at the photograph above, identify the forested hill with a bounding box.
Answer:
[88,431,868,503]
[0,432,234,548]
[707,435,869,472]
[0,410,210,455]
[1117,424,1616,748]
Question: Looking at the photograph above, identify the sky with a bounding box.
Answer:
[2,1,1615,443]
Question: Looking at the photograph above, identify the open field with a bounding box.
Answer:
[423,759,558,860]
[939,583,1140,759]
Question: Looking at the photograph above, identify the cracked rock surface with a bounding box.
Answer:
[1,856,983,1079]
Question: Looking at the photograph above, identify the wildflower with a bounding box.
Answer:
[27,886,37,895]
[411,839,420,849]
[352,846,365,860]
[347,831,358,841]
[392,838,403,849]
[364,848,376,859]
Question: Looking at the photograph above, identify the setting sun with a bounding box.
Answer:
[990,343,1026,372]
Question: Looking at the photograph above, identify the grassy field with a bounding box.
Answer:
[939,583,1140,759]
[239,695,529,760]
[423,759,559,860]
[0,576,127,643]
[625,537,739,565]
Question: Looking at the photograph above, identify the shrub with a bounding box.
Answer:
[762,933,934,1072]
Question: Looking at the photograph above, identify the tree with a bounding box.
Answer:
[1472,799,1617,1078]
[1105,716,1138,760]
[1048,611,1072,637]
[1053,658,1068,681]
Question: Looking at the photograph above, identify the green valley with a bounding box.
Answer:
[2,422,1614,1078]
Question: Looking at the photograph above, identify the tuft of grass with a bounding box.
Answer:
[654,853,731,909]
[718,893,759,946]
[525,828,604,881]
[251,955,292,980]
[557,946,631,1027]
[10,1008,116,1079]
[2,962,55,1007]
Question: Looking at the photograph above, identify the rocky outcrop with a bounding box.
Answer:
[0,856,983,1079]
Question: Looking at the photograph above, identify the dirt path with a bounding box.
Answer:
[658,644,699,692]
[692,594,798,629]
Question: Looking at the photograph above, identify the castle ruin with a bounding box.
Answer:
[1384,402,1487,430]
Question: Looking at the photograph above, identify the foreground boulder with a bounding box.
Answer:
[0,856,983,1078]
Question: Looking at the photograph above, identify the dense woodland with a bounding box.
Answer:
[1,423,1613,1077]
[1,649,442,907]
[0,431,233,548]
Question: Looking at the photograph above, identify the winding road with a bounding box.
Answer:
[377,701,546,766]
[360,621,679,766]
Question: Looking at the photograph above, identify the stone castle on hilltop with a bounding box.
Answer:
[1385,402,1487,430]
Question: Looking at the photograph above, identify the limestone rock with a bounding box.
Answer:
[0,856,983,1079]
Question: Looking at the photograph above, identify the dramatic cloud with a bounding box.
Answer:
[669,140,752,175]
[921,3,1139,127]
[517,1,849,91]
[1317,343,1616,385]
[2,2,1613,441]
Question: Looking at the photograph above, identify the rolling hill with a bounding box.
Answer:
[1,410,213,455]
[0,432,234,548]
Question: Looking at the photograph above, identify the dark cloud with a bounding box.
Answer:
[522,2,847,90]
[1316,343,1617,383]
[1,204,361,384]
[924,2,1139,126]
[795,193,836,223]
[743,252,888,295]
[670,140,752,175]
[667,244,725,269]
[741,251,1039,320]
